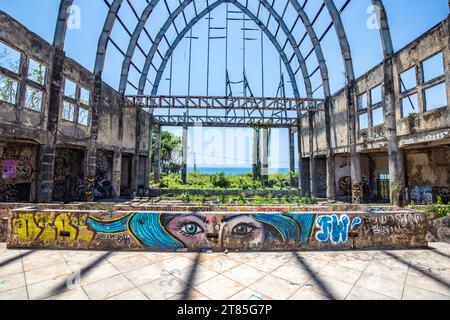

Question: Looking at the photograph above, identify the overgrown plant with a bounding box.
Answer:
[433,196,450,219]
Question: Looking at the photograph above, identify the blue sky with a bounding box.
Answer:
[1,0,448,168]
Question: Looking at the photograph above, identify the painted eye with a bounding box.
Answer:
[180,222,204,236]
[232,223,256,236]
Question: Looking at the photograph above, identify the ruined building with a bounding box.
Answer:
[0,6,449,206]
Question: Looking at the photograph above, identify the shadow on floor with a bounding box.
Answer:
[180,253,201,300]
[292,252,336,299]
[46,251,114,298]
[0,250,34,268]
[383,251,450,291]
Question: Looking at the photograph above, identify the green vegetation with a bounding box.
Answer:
[155,171,298,191]
[162,193,318,206]
[432,196,450,219]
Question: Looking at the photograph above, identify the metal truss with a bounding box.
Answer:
[154,115,299,128]
[52,0,395,110]
[125,95,324,112]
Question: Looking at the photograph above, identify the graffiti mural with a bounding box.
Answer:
[0,143,37,202]
[53,149,85,201]
[95,151,116,199]
[411,186,433,205]
[337,176,352,197]
[7,209,425,251]
[315,214,362,244]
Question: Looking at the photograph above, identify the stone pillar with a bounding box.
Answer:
[348,83,363,203]
[83,75,102,202]
[384,57,405,206]
[289,127,296,187]
[324,97,336,200]
[154,125,161,184]
[252,128,261,181]
[82,146,97,202]
[130,109,142,197]
[297,122,306,195]
[144,120,153,190]
[181,125,188,184]
[309,111,317,197]
[112,150,122,198]
[36,47,65,203]
[261,128,269,185]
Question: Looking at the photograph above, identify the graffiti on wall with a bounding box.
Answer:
[411,186,433,205]
[53,149,84,201]
[9,211,375,250]
[368,213,426,236]
[0,144,37,202]
[95,151,116,199]
[315,214,362,244]
[337,176,352,197]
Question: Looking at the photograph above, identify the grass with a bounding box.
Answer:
[152,171,298,191]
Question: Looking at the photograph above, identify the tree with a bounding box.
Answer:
[153,131,182,174]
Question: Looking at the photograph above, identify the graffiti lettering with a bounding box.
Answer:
[315,214,362,244]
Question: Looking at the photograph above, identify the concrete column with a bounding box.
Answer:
[181,125,188,184]
[296,122,306,195]
[348,83,363,203]
[289,127,296,187]
[82,75,102,202]
[309,112,317,197]
[261,128,269,185]
[144,120,153,190]
[82,146,97,202]
[154,125,161,184]
[36,47,65,203]
[112,150,122,198]
[324,98,336,200]
[384,57,405,206]
[131,109,142,196]
[252,128,260,180]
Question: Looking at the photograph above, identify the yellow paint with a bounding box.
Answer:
[12,212,94,242]
[12,213,41,241]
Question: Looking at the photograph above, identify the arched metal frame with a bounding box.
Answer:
[53,0,74,49]
[144,0,315,99]
[53,0,395,96]
[94,0,124,76]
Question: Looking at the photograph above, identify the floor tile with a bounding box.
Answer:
[222,264,267,287]
[355,272,405,300]
[83,274,135,300]
[123,263,167,287]
[107,288,150,300]
[195,275,245,300]
[0,286,28,300]
[249,274,301,300]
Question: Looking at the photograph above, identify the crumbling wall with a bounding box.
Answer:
[7,209,428,251]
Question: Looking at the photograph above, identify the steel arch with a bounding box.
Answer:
[147,0,302,99]
[94,0,124,76]
[289,0,331,97]
[323,0,355,83]
[118,0,160,94]
[53,0,74,49]
[371,0,394,57]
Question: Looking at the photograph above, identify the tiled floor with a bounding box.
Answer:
[0,242,449,300]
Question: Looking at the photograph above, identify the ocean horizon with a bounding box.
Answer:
[187,167,290,175]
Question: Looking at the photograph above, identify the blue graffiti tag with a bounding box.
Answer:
[315,214,362,245]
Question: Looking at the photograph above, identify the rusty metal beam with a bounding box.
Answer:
[154,115,300,127]
[125,95,324,111]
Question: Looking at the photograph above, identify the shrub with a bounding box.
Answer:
[180,193,191,203]
[210,172,231,189]
[433,196,450,219]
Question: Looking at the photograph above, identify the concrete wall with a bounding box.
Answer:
[0,11,153,202]
[7,209,427,251]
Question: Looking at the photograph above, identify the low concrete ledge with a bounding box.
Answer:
[7,209,428,252]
